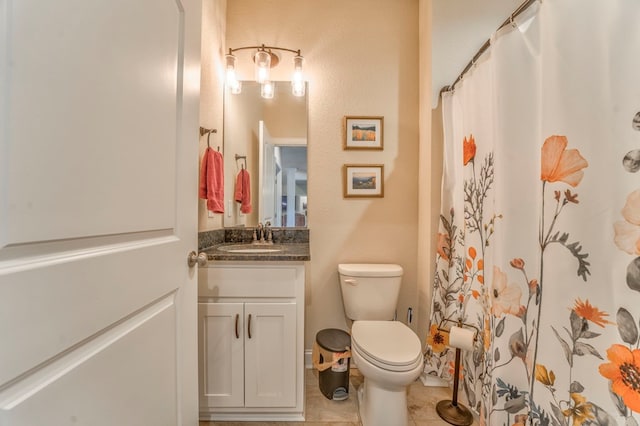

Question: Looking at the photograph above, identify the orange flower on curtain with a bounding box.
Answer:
[426,324,449,353]
[463,135,477,165]
[572,298,615,328]
[541,135,589,186]
[599,344,640,413]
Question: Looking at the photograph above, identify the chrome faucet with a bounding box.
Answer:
[253,223,263,243]
[252,222,273,244]
[264,221,273,243]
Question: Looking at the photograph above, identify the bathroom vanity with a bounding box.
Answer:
[197,238,309,421]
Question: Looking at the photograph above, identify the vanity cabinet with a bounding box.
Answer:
[198,262,305,421]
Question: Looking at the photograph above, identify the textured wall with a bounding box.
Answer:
[198,0,226,231]
[226,0,421,349]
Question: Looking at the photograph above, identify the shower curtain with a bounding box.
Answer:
[424,1,640,425]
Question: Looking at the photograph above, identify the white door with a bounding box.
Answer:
[0,1,201,425]
[244,303,297,408]
[199,303,244,409]
[258,121,277,225]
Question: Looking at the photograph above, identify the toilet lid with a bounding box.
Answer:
[338,263,403,277]
[351,321,422,370]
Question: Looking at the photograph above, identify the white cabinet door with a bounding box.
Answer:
[244,302,297,408]
[199,303,245,408]
[0,1,200,425]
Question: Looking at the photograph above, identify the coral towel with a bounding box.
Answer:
[234,169,252,214]
[199,147,224,213]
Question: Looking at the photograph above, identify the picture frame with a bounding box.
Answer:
[343,164,384,198]
[343,116,384,150]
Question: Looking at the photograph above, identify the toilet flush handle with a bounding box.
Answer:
[344,278,357,285]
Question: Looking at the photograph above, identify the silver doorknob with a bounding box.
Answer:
[187,251,208,267]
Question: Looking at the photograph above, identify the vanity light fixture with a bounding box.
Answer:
[225,44,305,98]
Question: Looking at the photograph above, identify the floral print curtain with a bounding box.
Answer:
[424,1,640,425]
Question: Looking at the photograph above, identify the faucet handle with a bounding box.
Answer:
[255,223,264,242]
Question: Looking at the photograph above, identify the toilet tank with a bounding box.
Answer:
[338,263,403,321]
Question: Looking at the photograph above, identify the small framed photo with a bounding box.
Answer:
[343,164,384,198]
[343,116,384,150]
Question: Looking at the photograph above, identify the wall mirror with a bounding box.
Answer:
[223,81,308,228]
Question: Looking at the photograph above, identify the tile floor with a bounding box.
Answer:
[199,368,478,426]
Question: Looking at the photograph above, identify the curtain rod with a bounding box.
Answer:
[441,0,539,94]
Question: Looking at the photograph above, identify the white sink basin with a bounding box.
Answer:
[217,244,283,254]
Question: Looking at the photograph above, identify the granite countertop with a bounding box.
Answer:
[203,242,310,262]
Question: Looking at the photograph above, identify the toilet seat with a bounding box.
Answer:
[351,321,422,372]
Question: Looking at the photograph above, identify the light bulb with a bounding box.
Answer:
[254,49,271,84]
[261,81,275,99]
[291,55,305,97]
[225,53,238,90]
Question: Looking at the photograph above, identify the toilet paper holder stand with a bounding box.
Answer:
[436,319,478,426]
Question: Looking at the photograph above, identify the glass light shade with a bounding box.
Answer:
[261,81,275,99]
[225,54,239,90]
[254,50,271,84]
[291,55,305,97]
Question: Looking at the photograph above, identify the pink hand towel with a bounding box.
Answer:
[234,169,252,214]
[199,147,224,213]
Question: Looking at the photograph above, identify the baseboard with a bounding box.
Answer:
[420,372,449,387]
[200,413,305,422]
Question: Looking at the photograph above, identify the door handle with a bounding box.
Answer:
[247,314,252,339]
[187,251,207,267]
[235,314,239,339]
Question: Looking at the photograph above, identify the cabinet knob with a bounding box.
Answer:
[235,314,240,339]
[247,314,252,339]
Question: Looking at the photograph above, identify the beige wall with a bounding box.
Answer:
[202,0,434,351]
[198,0,227,231]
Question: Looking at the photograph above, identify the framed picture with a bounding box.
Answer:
[343,164,384,198]
[343,116,384,150]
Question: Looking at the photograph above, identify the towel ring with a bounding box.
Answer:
[199,127,218,150]
[235,154,247,169]
[206,129,218,149]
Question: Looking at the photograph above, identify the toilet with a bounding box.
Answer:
[338,264,423,426]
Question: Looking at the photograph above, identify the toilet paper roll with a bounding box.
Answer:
[449,326,475,351]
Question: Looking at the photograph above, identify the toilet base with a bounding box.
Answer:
[357,380,410,426]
